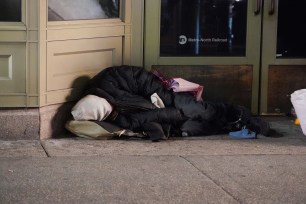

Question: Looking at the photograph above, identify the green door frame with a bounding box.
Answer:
[261,0,306,113]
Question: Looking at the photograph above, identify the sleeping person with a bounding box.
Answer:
[76,65,270,141]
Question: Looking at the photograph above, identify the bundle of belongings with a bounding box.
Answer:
[66,65,270,141]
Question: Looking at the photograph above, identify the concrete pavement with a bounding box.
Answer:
[1,117,306,203]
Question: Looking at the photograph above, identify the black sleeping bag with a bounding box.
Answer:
[86,65,174,112]
[85,65,185,140]
[84,65,245,141]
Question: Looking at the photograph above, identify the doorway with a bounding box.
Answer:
[144,0,306,114]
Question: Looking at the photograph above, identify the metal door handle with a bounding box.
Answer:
[269,0,275,15]
[254,0,262,15]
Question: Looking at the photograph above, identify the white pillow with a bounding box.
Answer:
[71,95,113,121]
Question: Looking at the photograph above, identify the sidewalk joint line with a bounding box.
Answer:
[179,155,242,204]
[40,141,50,157]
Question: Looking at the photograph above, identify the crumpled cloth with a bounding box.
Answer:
[151,93,165,108]
[71,95,113,121]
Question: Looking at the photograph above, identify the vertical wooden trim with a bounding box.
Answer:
[123,0,132,65]
[131,0,144,67]
[39,0,48,106]
[26,0,40,107]
[260,0,278,113]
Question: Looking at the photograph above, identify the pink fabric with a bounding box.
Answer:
[170,78,204,101]
[152,70,204,101]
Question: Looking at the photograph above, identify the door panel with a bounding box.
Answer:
[145,0,306,114]
[268,65,306,113]
[261,0,306,114]
[145,0,262,113]
[276,0,306,59]
[160,0,247,57]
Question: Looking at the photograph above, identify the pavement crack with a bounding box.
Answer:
[179,155,242,204]
[40,141,50,157]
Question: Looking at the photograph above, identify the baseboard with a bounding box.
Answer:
[0,102,75,140]
[0,108,40,140]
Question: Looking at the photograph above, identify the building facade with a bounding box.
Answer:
[1,0,306,139]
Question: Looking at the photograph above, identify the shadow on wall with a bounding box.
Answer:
[50,76,91,138]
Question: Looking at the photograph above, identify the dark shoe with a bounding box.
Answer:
[247,117,270,136]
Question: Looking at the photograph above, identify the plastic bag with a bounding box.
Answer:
[170,78,204,101]
[291,89,306,136]
[152,70,204,101]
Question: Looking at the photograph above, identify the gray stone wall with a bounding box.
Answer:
[0,108,40,140]
[0,102,75,140]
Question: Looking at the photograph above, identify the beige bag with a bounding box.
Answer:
[71,95,113,121]
[65,120,114,140]
[65,120,144,140]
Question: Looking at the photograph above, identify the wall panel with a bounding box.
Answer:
[47,24,124,41]
[46,37,122,104]
[0,43,26,94]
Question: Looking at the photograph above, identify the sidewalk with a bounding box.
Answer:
[1,117,306,204]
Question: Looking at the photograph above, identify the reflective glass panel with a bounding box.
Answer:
[276,0,306,58]
[160,0,247,57]
[0,0,22,22]
[48,0,120,21]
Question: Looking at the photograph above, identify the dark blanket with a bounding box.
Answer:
[85,66,185,140]
[86,65,174,112]
[84,65,246,141]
